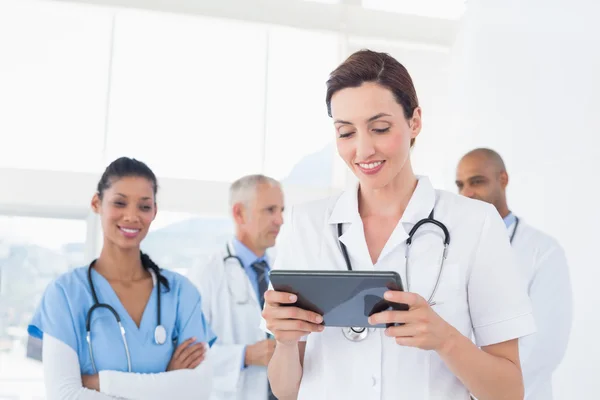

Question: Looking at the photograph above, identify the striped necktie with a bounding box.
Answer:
[250,260,276,399]
[250,260,269,309]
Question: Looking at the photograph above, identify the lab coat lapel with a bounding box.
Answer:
[326,177,437,267]
[377,176,436,262]
[506,217,518,242]
[225,240,260,308]
[327,182,373,268]
[339,219,372,268]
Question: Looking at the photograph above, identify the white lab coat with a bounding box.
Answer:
[263,176,536,400]
[188,242,270,400]
[508,218,573,400]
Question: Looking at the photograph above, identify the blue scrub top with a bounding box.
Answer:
[28,266,217,375]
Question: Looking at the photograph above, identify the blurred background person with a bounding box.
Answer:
[456,148,572,400]
[189,175,284,400]
[27,157,216,400]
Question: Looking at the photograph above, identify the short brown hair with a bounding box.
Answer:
[326,49,419,146]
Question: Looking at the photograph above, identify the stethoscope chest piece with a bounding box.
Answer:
[154,325,167,345]
[342,327,369,342]
[337,203,451,343]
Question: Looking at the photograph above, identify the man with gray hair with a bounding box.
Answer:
[188,174,284,400]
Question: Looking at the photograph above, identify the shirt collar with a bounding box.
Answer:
[327,175,437,265]
[232,237,266,268]
[400,176,436,224]
[327,175,436,225]
[503,212,516,229]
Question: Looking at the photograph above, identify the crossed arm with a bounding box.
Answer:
[42,334,213,400]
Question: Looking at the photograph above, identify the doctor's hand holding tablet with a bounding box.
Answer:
[367,290,458,351]
[264,271,457,351]
[262,49,536,400]
[263,290,324,344]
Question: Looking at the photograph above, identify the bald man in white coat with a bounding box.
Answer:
[456,148,573,400]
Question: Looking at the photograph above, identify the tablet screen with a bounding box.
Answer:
[269,270,407,328]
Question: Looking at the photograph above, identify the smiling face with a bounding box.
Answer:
[92,176,157,251]
[331,82,421,190]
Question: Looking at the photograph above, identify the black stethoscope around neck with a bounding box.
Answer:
[337,207,450,342]
[85,259,166,373]
[509,216,520,244]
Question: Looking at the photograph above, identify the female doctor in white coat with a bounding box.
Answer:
[262,49,536,400]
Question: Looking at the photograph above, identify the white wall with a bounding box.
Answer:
[443,0,600,397]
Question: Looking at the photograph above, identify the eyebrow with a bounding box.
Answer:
[367,113,391,122]
[468,175,487,181]
[334,113,392,125]
[264,204,283,210]
[115,193,152,201]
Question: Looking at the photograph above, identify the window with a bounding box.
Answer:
[263,26,340,187]
[0,1,112,173]
[362,0,467,19]
[105,11,268,181]
[141,211,233,276]
[0,215,86,399]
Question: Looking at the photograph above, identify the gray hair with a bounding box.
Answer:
[229,174,281,209]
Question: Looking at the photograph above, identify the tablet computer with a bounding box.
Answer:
[269,270,408,328]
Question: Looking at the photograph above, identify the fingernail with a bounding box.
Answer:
[384,292,393,299]
[318,325,325,331]
[315,316,323,323]
[290,295,297,302]
[368,317,373,324]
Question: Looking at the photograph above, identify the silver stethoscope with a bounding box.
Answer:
[223,243,252,305]
[337,207,450,342]
[223,243,274,340]
[86,260,167,373]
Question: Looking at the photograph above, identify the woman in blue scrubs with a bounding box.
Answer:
[28,157,216,399]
